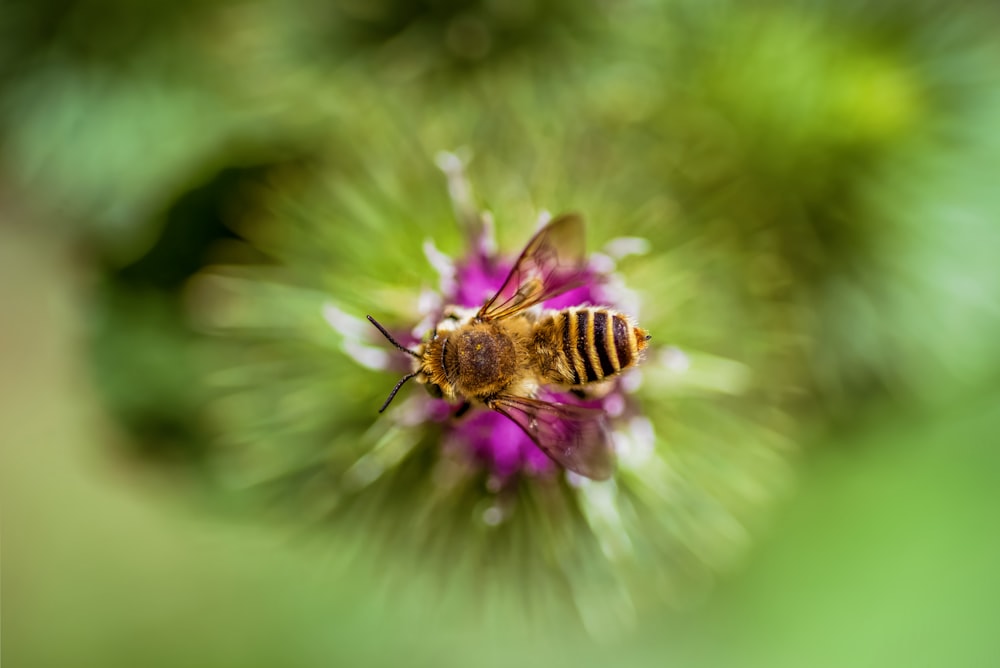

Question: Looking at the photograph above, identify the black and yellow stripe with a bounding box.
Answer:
[560,310,581,384]
[557,307,638,385]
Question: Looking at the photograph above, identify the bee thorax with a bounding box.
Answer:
[449,324,518,397]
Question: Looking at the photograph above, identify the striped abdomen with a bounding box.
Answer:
[539,308,649,386]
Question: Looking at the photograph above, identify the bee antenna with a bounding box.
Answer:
[379,371,418,413]
[366,315,421,359]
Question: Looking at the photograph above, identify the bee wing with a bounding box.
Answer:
[477,213,588,321]
[489,395,614,480]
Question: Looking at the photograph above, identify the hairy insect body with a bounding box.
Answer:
[424,307,646,405]
[424,320,530,401]
[534,308,648,387]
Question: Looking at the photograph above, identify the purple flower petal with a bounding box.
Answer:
[445,410,556,479]
[452,256,512,308]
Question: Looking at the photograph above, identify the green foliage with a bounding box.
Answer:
[4,0,1000,662]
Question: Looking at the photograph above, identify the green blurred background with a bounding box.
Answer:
[3,0,1000,666]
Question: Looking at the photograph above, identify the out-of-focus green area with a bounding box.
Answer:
[3,0,1000,665]
[5,226,999,666]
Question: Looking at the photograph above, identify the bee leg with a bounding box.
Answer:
[570,389,588,400]
[453,401,472,419]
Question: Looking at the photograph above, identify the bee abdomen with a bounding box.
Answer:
[554,308,647,385]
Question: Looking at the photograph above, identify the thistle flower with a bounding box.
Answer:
[188,150,793,634]
[357,152,648,487]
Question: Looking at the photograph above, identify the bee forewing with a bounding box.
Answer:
[477,213,589,321]
[489,395,614,480]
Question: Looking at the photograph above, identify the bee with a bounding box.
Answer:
[367,214,649,480]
